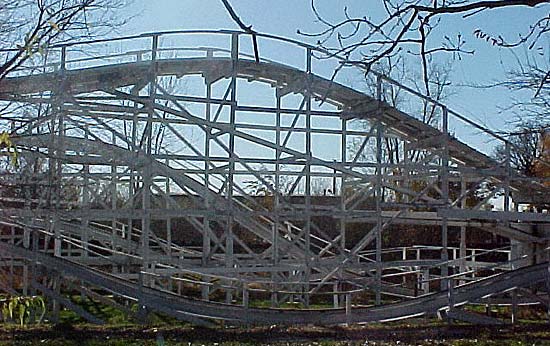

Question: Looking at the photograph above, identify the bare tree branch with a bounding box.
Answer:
[301,0,550,97]
[0,0,129,82]
[219,0,260,63]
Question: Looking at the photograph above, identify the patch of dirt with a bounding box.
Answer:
[1,322,550,344]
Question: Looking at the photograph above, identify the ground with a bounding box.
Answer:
[1,322,550,346]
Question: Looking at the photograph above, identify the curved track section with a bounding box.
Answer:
[0,31,549,324]
[0,240,548,325]
[0,58,518,171]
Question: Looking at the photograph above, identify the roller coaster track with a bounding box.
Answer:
[0,57,528,173]
[0,240,548,325]
[1,31,549,325]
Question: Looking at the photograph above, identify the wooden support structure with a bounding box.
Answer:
[0,30,548,326]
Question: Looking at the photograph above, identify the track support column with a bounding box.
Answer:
[225,33,239,304]
[374,75,383,306]
[440,106,449,290]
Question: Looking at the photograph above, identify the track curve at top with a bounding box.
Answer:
[0,57,498,171]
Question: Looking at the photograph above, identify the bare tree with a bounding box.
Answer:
[0,0,128,82]
[494,121,547,176]
[500,53,550,123]
[533,128,550,180]
[218,0,549,114]
[0,0,130,161]
[300,0,550,95]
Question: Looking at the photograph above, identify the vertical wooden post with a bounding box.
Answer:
[375,75,383,306]
[225,33,239,304]
[141,34,158,287]
[345,292,352,325]
[441,106,449,290]
[423,268,430,294]
[243,284,249,309]
[202,49,213,301]
[272,88,282,307]
[459,178,467,285]
[447,278,454,325]
[339,117,347,305]
[303,47,313,307]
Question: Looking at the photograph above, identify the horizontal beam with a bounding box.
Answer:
[438,209,550,223]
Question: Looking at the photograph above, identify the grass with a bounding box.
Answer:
[2,296,550,345]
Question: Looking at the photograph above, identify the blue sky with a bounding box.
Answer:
[119,0,549,151]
